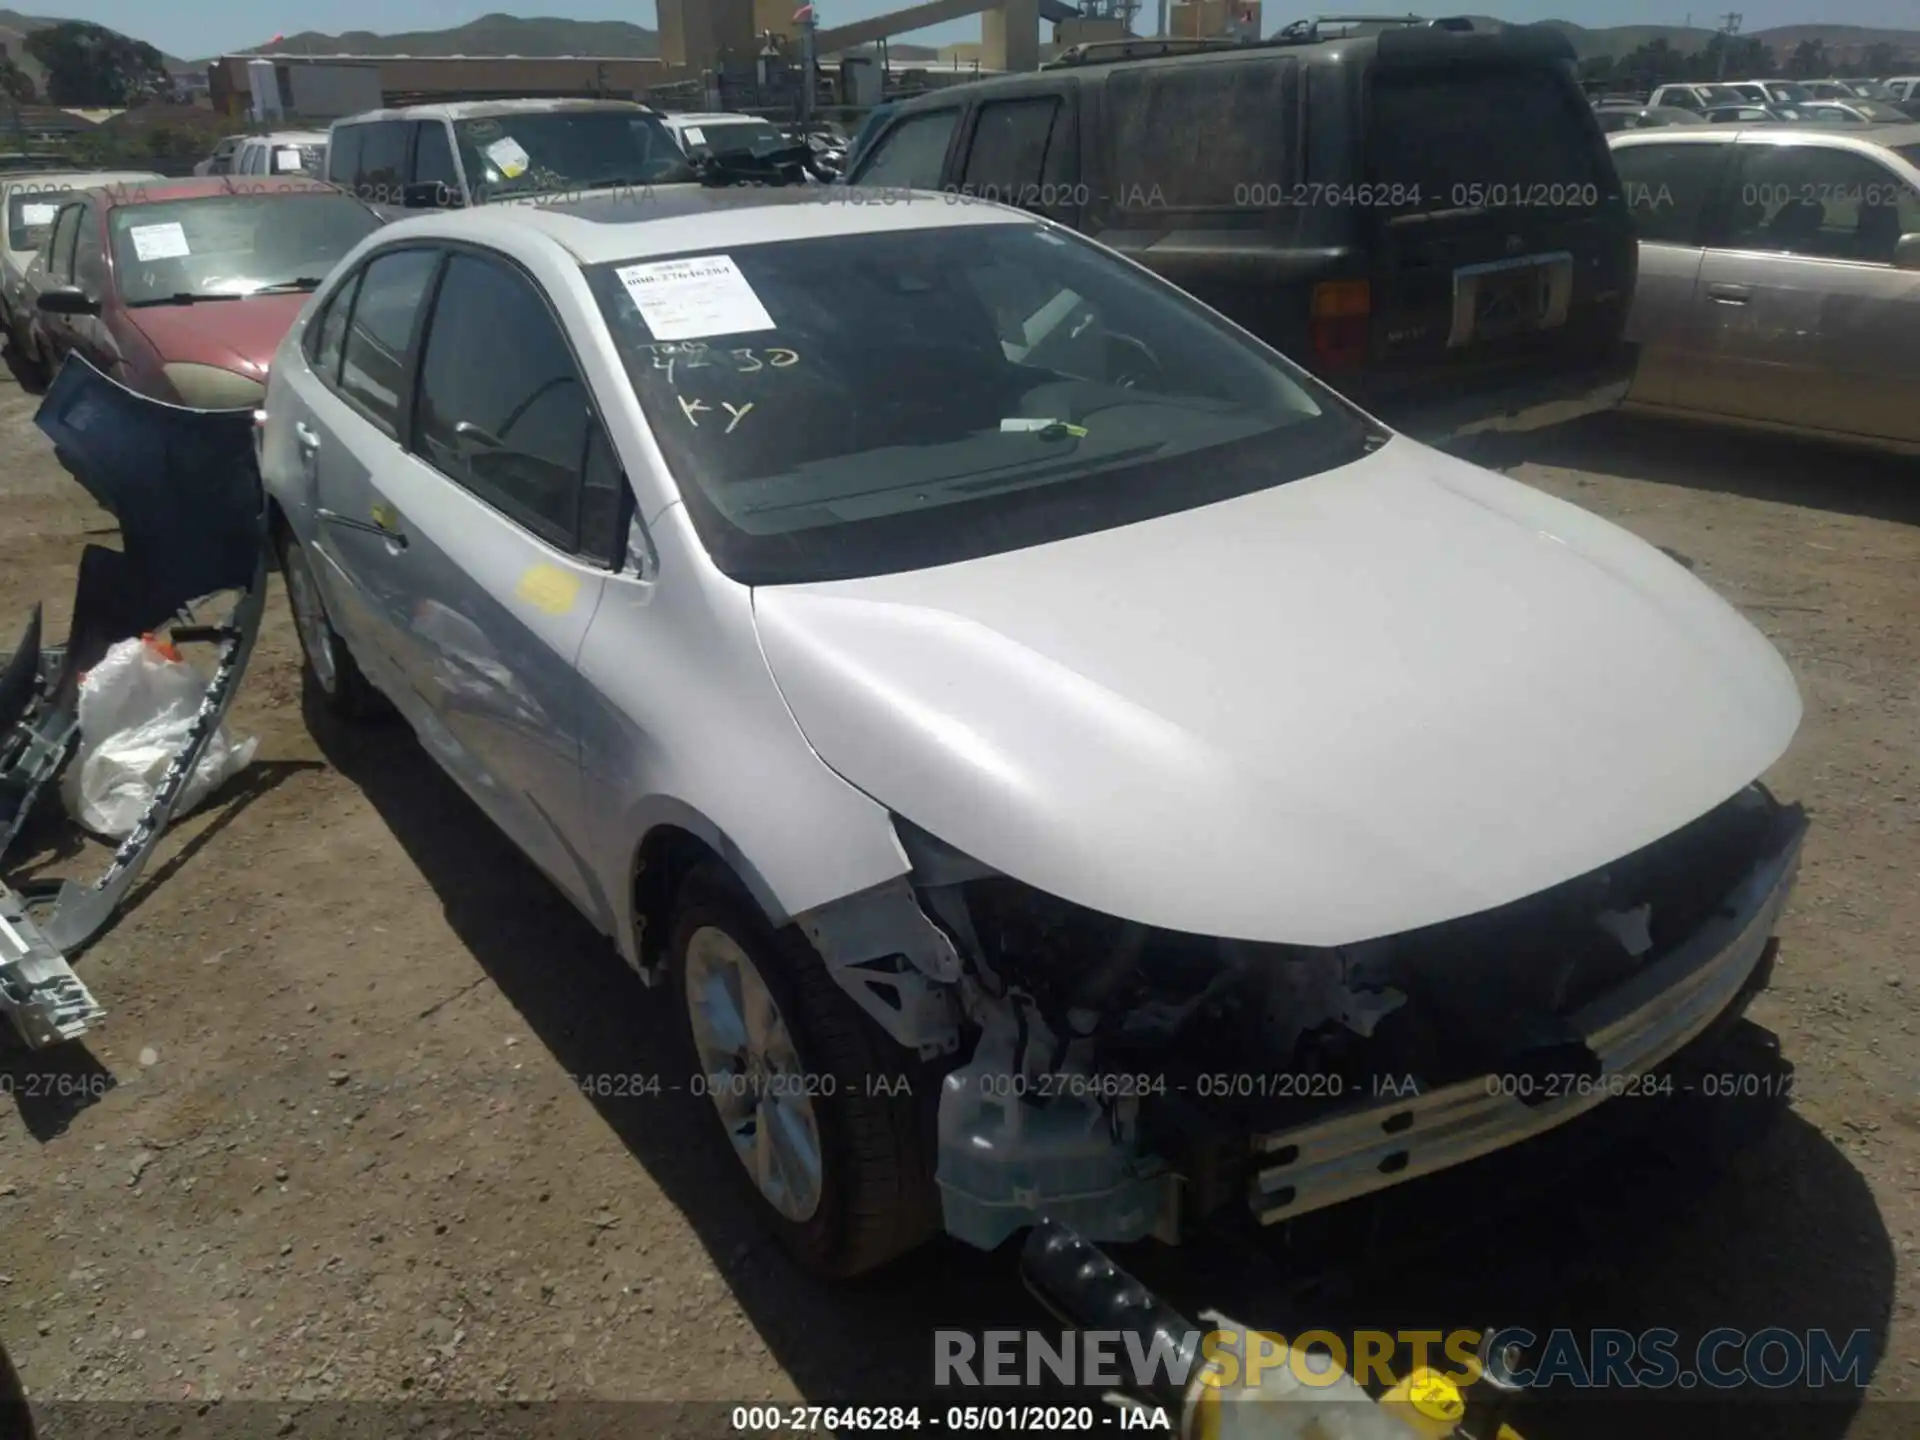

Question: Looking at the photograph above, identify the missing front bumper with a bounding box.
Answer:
[1244,806,1806,1227]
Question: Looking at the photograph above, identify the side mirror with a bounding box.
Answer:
[1894,234,1920,271]
[38,286,99,317]
[402,180,459,209]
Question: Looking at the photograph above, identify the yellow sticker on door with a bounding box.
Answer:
[515,564,580,615]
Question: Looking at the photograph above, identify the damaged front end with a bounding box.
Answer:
[0,356,266,1049]
[801,785,1806,1252]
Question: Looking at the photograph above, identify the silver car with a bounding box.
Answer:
[260,189,1806,1277]
[1,170,161,361]
[1612,123,1920,450]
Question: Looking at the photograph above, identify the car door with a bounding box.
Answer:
[407,120,466,208]
[847,106,964,190]
[298,246,442,704]
[33,200,84,366]
[1687,139,1920,441]
[1608,138,1734,407]
[64,198,124,377]
[383,246,622,909]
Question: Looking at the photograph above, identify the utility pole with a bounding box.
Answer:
[1716,11,1741,80]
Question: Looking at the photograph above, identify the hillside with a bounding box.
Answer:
[245,13,660,59]
[0,7,187,87]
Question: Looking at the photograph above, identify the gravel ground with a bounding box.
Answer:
[0,346,1915,1439]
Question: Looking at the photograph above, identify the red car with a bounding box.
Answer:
[29,175,382,408]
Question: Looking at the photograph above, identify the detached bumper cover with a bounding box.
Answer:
[0,355,264,1049]
[1248,803,1806,1227]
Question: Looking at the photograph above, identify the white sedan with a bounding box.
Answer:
[259,187,1807,1277]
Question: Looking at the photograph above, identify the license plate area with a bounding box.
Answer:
[1448,252,1574,347]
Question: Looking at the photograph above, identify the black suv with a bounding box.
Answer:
[846,19,1638,442]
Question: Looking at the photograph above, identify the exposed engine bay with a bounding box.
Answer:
[801,783,1806,1251]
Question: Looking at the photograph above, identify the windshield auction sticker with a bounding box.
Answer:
[21,202,60,225]
[128,221,190,261]
[484,135,531,179]
[616,255,776,341]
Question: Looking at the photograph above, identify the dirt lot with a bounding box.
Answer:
[0,348,1915,1439]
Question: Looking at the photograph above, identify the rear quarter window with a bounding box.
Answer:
[1370,65,1605,212]
[1104,57,1298,211]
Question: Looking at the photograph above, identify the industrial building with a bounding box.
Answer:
[206,0,1265,121]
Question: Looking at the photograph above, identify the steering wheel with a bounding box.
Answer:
[1106,333,1165,390]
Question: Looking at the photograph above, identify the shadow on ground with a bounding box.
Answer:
[1461,413,1920,529]
[306,692,1897,1439]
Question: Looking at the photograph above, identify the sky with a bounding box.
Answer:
[16,0,1920,65]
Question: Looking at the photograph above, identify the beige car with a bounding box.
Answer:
[1611,123,1920,451]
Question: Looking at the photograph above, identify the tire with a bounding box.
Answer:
[668,863,941,1277]
[276,525,385,720]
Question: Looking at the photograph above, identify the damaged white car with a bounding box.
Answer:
[259,188,1806,1277]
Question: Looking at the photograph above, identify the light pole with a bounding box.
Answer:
[795,4,817,126]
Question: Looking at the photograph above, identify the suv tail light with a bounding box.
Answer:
[1309,281,1370,372]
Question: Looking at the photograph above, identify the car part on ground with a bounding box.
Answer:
[1021,1219,1526,1437]
[0,355,266,1051]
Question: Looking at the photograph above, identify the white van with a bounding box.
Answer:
[232,131,330,179]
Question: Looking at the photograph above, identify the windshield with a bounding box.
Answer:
[110,192,380,306]
[1766,82,1811,102]
[1848,80,1892,99]
[452,111,690,201]
[1851,100,1910,122]
[1699,85,1747,105]
[677,118,789,159]
[6,186,74,251]
[585,219,1371,585]
[1369,66,1604,211]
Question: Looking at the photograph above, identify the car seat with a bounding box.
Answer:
[1764,198,1826,251]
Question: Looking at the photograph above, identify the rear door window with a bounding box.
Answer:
[956,97,1059,206]
[339,248,439,437]
[1105,58,1296,212]
[1371,66,1603,212]
[854,110,960,190]
[1611,142,1727,244]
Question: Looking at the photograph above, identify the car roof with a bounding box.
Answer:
[664,112,765,125]
[246,130,330,144]
[2,170,162,192]
[370,186,1033,266]
[1611,120,1920,150]
[93,175,346,207]
[334,98,657,125]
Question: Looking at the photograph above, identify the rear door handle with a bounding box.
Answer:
[294,421,321,451]
[1706,283,1752,305]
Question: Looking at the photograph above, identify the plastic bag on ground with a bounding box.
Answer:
[60,635,258,839]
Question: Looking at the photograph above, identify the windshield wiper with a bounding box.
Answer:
[246,277,325,295]
[127,292,243,308]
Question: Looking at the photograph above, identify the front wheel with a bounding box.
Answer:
[668,865,941,1277]
[277,526,385,720]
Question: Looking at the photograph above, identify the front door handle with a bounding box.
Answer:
[294,421,321,452]
[1706,283,1752,305]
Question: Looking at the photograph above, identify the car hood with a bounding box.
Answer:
[123,292,306,379]
[752,437,1802,947]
